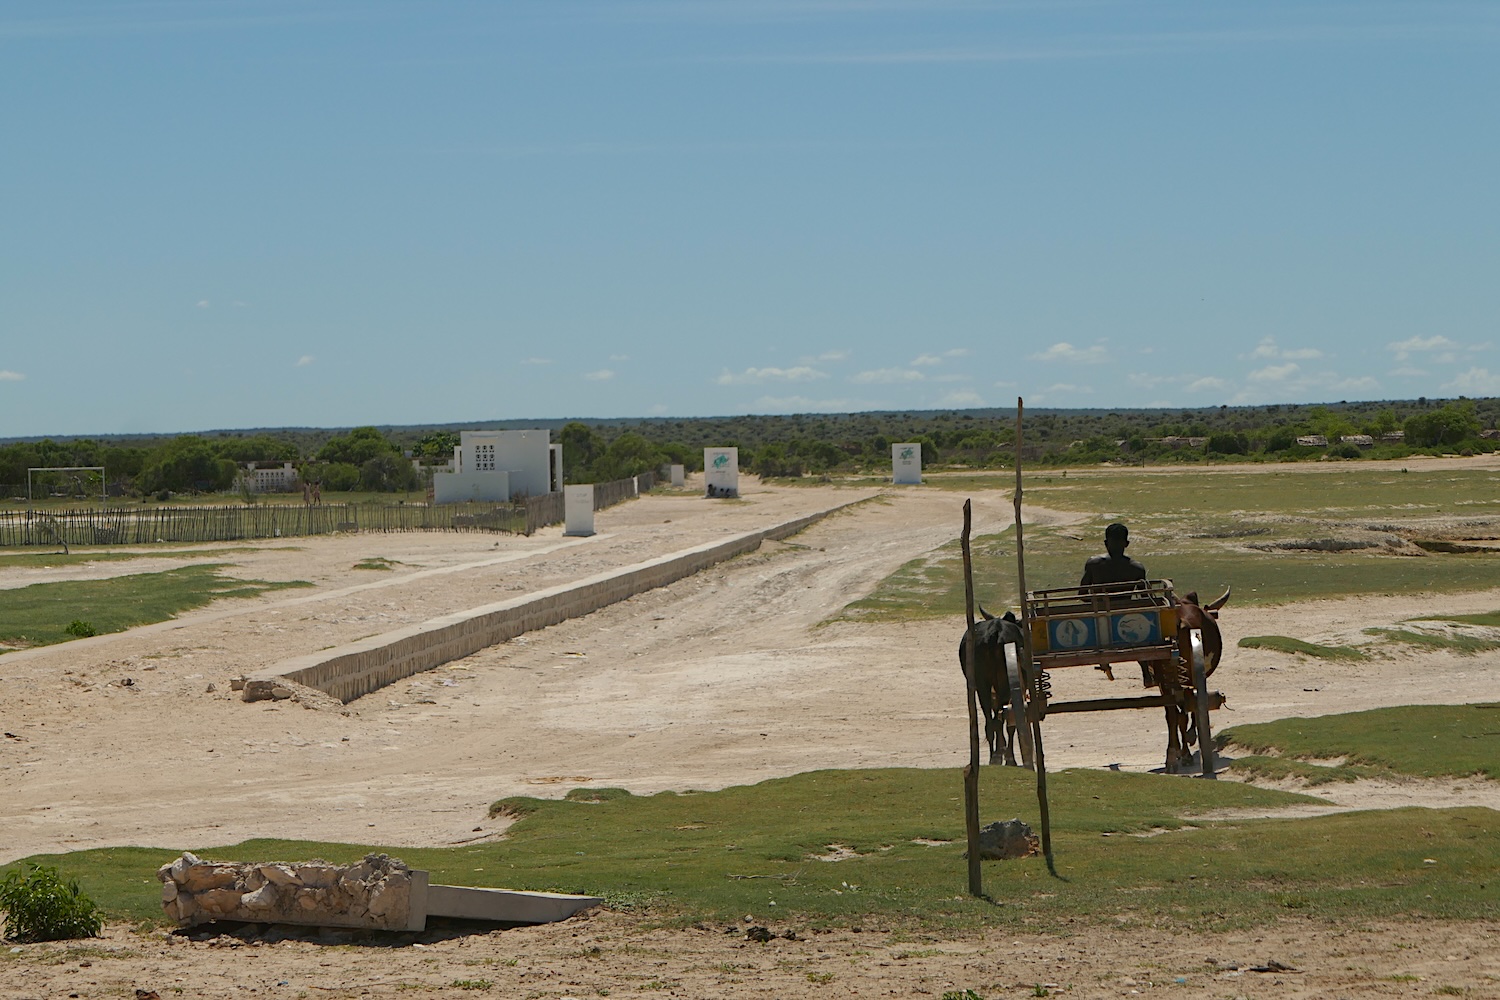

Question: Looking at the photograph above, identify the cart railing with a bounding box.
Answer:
[1026,579,1178,667]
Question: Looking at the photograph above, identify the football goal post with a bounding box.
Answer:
[27,466,106,509]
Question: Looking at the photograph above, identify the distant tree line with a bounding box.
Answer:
[2,397,1495,500]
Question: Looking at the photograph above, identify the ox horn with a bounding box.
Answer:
[1205,586,1232,614]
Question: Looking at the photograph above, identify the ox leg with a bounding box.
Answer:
[976,687,1000,765]
[1163,703,1184,773]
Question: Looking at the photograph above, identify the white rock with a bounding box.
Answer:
[259,864,303,887]
[240,884,277,912]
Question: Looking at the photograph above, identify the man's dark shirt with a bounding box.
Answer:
[1080,554,1147,588]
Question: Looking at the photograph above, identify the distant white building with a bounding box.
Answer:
[240,461,299,493]
[432,430,553,504]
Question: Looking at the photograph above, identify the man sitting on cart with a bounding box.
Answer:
[1080,523,1151,683]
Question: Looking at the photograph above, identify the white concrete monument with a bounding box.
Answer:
[892,443,922,485]
[704,448,739,498]
[670,464,685,488]
[433,429,551,503]
[564,484,595,536]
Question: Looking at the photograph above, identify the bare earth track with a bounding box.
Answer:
[3,468,1500,997]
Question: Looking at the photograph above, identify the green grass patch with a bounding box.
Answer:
[1226,755,1390,786]
[1365,628,1500,656]
[11,765,1500,933]
[1237,635,1369,660]
[0,545,297,569]
[353,556,401,571]
[1221,704,1500,779]
[0,565,312,652]
[1412,610,1500,627]
[842,467,1500,621]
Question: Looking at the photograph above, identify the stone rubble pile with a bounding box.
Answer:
[157,852,420,929]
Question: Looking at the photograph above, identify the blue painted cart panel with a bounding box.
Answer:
[1043,610,1164,652]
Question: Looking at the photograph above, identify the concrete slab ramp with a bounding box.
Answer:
[248,501,858,703]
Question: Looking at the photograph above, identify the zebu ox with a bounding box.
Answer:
[1155,588,1231,773]
[958,606,1025,765]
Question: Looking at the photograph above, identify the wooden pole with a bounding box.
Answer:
[1032,715,1055,872]
[960,499,983,897]
[1191,629,1218,779]
[1013,396,1055,867]
[1013,397,1030,625]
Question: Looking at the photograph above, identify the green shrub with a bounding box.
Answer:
[64,620,97,638]
[0,863,104,943]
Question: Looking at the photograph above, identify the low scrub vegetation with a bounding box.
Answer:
[5,398,1498,502]
[0,864,102,943]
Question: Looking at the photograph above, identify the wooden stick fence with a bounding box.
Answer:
[0,474,655,548]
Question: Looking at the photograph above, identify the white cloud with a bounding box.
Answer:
[295,355,316,367]
[1128,372,1176,389]
[1248,362,1300,383]
[753,394,855,411]
[0,370,24,382]
[850,367,925,384]
[909,349,968,366]
[1248,337,1279,360]
[1330,376,1381,392]
[522,357,553,365]
[648,403,668,415]
[716,366,828,385]
[196,300,210,308]
[1389,365,1429,377]
[1030,342,1107,364]
[584,369,614,381]
[1186,376,1228,392]
[1026,382,1092,404]
[1444,367,1500,394]
[231,300,247,308]
[938,390,984,407]
[1245,336,1324,362]
[801,349,850,363]
[930,373,970,383]
[1388,334,1457,361]
[609,354,630,362]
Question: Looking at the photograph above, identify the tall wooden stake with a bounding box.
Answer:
[1013,398,1029,621]
[1013,398,1055,869]
[960,499,982,897]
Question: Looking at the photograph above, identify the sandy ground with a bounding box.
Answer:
[3,470,1500,997]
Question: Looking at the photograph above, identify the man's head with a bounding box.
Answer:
[1104,522,1129,557]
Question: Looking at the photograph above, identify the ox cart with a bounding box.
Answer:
[1013,580,1225,780]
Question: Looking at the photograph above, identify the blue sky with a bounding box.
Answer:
[4,1,1498,436]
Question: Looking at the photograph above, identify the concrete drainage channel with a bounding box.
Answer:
[243,499,863,705]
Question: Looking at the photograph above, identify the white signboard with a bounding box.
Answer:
[670,464,685,488]
[563,484,595,536]
[892,443,922,485]
[704,448,739,498]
